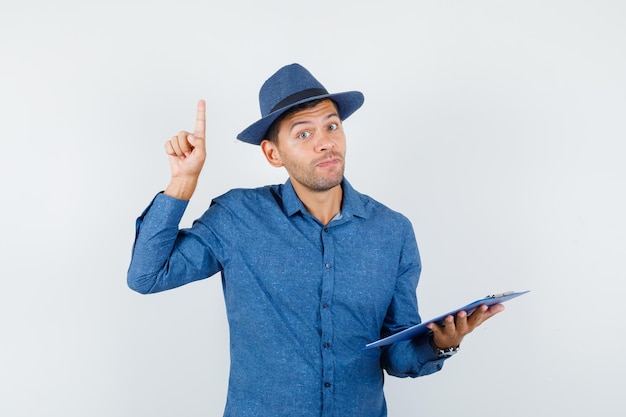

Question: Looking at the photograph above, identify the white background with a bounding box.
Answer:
[1,1,624,416]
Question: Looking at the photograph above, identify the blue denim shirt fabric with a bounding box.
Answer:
[128,178,445,417]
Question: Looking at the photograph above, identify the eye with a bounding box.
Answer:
[328,123,338,131]
[297,131,311,140]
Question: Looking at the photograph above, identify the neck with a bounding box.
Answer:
[292,182,343,226]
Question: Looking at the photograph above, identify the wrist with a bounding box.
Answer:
[429,333,460,358]
[164,177,198,201]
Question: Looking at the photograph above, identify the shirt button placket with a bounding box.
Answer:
[320,226,335,417]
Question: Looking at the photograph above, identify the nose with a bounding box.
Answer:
[316,129,334,152]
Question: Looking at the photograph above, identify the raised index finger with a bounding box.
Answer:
[194,99,206,139]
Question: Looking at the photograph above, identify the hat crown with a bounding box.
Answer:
[259,64,328,117]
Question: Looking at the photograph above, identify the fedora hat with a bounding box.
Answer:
[237,63,364,145]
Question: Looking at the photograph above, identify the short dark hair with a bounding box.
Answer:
[264,98,338,143]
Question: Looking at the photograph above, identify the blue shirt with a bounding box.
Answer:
[127,178,446,417]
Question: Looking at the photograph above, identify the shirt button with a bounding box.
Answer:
[324,382,331,388]
[323,342,330,348]
[322,303,329,309]
[324,227,329,233]
[325,263,331,269]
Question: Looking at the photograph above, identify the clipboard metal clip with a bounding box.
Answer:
[485,291,514,298]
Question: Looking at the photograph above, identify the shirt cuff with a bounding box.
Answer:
[135,192,189,233]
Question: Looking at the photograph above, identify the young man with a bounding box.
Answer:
[127,63,504,417]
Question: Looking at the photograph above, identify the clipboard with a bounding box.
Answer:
[364,290,530,349]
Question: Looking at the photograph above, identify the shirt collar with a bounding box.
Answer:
[281,177,368,220]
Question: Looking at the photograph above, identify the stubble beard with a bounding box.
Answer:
[290,153,345,192]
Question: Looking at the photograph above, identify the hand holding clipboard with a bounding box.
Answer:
[365,290,530,349]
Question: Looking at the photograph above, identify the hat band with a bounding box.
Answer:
[269,88,329,114]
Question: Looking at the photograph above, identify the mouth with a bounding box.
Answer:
[315,153,343,169]
[316,158,340,168]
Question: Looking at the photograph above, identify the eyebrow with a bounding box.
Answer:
[288,112,340,132]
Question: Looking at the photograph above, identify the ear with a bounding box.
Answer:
[260,139,284,168]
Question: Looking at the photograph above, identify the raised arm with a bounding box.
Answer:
[164,99,207,200]
[127,100,215,294]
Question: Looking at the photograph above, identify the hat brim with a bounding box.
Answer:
[236,91,364,145]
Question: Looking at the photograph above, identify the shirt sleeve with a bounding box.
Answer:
[379,221,448,378]
[126,192,222,294]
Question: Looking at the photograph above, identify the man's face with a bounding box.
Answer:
[263,100,346,192]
